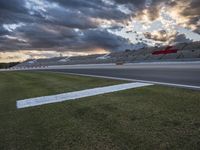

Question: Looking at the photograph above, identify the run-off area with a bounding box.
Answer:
[0,71,200,150]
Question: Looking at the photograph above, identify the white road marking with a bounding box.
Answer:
[16,82,153,109]
[60,72,200,90]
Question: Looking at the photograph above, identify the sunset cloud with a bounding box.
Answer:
[0,0,199,62]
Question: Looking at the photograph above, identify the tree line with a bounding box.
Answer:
[0,62,19,69]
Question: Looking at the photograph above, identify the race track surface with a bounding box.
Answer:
[44,62,200,87]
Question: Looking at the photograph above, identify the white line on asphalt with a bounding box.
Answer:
[16,82,153,109]
[61,72,200,90]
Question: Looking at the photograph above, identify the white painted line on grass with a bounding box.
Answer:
[16,82,153,109]
[61,72,200,90]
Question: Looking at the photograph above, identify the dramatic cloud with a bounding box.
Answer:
[172,34,193,44]
[0,0,199,62]
[131,0,200,33]
[0,0,27,13]
[144,30,178,42]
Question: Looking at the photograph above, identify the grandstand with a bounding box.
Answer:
[14,41,200,68]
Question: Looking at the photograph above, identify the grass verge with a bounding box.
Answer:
[0,71,200,150]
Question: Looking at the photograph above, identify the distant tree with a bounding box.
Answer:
[0,62,20,69]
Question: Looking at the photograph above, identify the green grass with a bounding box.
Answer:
[0,72,200,150]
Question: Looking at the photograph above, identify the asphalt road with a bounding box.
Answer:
[44,62,200,88]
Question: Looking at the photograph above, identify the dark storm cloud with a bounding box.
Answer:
[186,0,200,15]
[0,35,29,51]
[0,25,9,36]
[0,23,80,50]
[0,0,32,25]
[114,0,146,7]
[180,0,200,33]
[49,0,130,21]
[172,34,193,44]
[114,0,171,22]
[45,7,99,29]
[0,0,26,13]
[0,10,39,25]
[0,22,133,52]
[80,29,133,51]
[48,0,105,9]
[0,0,135,52]
[0,0,199,54]
[17,24,76,48]
[0,1,95,29]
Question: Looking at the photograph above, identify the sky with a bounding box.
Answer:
[0,0,200,62]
